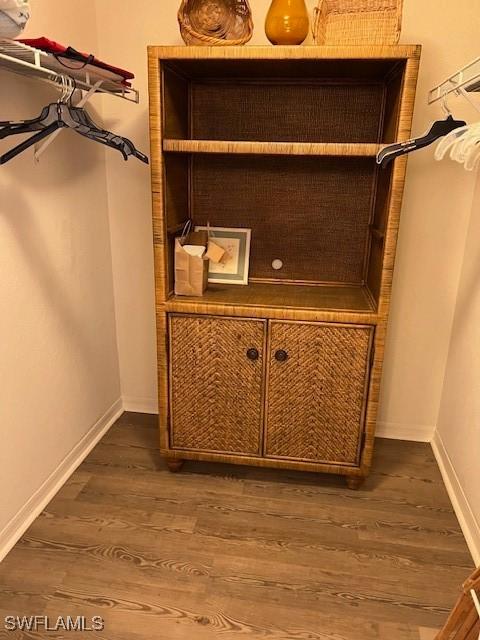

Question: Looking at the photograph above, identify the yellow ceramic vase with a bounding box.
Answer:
[265,0,309,45]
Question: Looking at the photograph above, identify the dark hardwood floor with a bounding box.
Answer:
[0,412,473,639]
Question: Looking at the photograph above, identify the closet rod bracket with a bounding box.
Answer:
[429,56,480,113]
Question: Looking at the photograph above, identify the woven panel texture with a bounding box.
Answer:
[314,0,402,45]
[193,155,376,283]
[191,82,384,143]
[324,12,399,45]
[266,322,373,464]
[325,0,399,11]
[170,315,264,454]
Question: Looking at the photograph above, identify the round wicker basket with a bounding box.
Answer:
[178,0,253,46]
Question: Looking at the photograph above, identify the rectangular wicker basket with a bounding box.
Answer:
[313,0,403,45]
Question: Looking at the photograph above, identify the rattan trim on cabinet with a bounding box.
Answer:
[163,139,382,156]
[148,45,420,61]
[164,298,379,325]
[359,54,420,475]
[161,447,366,475]
[157,310,169,454]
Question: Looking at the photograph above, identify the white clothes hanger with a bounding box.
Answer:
[434,88,480,171]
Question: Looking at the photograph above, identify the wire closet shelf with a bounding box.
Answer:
[0,38,139,103]
[429,56,480,113]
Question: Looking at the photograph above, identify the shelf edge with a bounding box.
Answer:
[163,139,381,157]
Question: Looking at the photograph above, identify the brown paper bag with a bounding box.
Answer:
[174,223,208,296]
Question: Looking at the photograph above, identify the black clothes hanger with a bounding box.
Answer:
[0,110,138,164]
[0,104,73,164]
[0,80,149,165]
[66,107,149,163]
[0,124,58,165]
[0,104,57,139]
[0,104,149,165]
[376,115,467,168]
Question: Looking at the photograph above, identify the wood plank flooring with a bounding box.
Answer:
[0,412,473,639]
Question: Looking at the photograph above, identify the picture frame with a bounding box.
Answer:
[194,226,251,285]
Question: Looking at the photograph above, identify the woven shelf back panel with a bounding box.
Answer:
[313,0,403,45]
[178,0,253,45]
[190,81,385,143]
[192,154,376,284]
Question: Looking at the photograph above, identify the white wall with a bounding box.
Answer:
[377,0,480,440]
[95,1,480,439]
[0,0,121,559]
[434,175,480,565]
[93,1,176,411]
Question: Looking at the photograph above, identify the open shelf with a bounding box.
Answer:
[164,154,382,295]
[155,49,411,312]
[163,139,381,157]
[167,282,376,314]
[162,55,408,146]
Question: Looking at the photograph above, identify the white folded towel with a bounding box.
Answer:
[0,0,30,37]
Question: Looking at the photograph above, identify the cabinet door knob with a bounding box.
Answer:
[246,348,259,361]
[275,349,288,362]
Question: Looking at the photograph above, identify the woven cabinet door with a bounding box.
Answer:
[169,315,266,455]
[265,321,373,465]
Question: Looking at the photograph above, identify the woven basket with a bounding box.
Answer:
[178,0,253,46]
[313,0,403,45]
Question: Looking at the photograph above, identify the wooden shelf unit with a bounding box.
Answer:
[149,45,420,486]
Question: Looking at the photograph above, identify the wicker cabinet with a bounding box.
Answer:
[169,315,373,466]
[265,322,374,465]
[148,46,420,486]
[169,315,265,456]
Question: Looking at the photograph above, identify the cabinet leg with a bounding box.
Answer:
[346,476,364,490]
[166,458,184,473]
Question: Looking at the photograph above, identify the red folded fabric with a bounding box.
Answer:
[18,37,134,83]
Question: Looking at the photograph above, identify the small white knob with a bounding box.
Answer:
[272,259,283,270]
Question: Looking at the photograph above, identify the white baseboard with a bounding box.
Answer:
[0,398,123,563]
[431,430,480,566]
[376,420,435,442]
[122,396,158,414]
